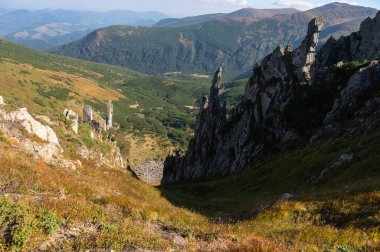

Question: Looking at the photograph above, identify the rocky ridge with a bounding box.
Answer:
[162,12,380,183]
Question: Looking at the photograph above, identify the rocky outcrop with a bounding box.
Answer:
[0,103,82,169]
[163,12,380,184]
[64,108,79,134]
[7,108,59,145]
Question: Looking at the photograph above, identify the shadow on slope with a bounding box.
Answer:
[159,126,380,219]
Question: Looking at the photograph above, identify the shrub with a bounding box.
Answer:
[0,200,34,251]
[35,210,60,235]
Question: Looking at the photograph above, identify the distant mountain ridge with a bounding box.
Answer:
[0,9,167,50]
[155,7,299,27]
[50,3,378,78]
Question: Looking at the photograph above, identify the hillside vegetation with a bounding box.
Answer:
[0,39,231,158]
[0,119,378,251]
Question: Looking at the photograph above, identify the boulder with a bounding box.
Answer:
[8,108,59,145]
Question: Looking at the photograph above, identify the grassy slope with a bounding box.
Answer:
[0,39,229,159]
[160,126,380,250]
[0,125,378,251]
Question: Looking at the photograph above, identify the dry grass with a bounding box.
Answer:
[0,130,378,251]
[0,59,123,117]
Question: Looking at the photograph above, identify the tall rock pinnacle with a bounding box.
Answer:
[106,100,113,130]
[292,17,323,84]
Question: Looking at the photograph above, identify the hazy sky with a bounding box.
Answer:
[0,0,379,16]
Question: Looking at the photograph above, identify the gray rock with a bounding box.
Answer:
[292,16,323,84]
[106,100,113,130]
[63,108,79,134]
[8,108,59,145]
[83,105,93,123]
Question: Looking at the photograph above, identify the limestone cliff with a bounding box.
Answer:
[162,12,380,184]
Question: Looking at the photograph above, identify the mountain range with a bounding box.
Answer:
[0,9,167,50]
[50,3,378,78]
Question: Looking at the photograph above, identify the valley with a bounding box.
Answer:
[0,1,379,251]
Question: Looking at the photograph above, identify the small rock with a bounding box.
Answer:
[278,193,298,201]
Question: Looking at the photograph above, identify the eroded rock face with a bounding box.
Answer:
[163,13,380,184]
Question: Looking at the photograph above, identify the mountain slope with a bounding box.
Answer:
[0,9,167,50]
[50,3,378,77]
[0,38,218,158]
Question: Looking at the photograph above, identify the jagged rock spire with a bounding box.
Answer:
[292,17,323,84]
[210,66,222,101]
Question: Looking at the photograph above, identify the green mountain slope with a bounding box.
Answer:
[50,3,377,77]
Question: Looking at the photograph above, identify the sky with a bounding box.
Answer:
[0,0,379,16]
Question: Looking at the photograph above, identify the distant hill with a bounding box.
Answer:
[0,9,167,50]
[155,8,299,27]
[50,3,378,78]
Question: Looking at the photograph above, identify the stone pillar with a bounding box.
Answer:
[63,108,79,134]
[106,100,113,130]
[83,105,93,123]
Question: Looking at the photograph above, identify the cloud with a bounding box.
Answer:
[273,0,317,10]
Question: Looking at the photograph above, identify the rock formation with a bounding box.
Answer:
[106,100,113,130]
[0,102,83,169]
[292,16,323,84]
[162,12,380,184]
[83,105,93,123]
[63,108,79,134]
[7,107,59,145]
